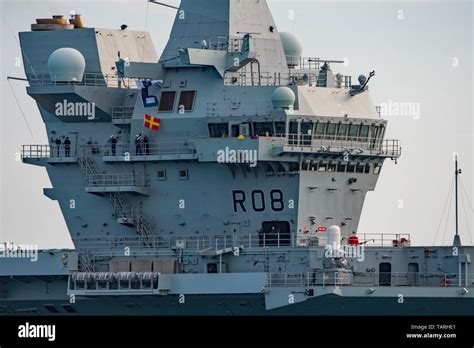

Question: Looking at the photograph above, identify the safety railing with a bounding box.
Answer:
[86,173,150,188]
[355,233,411,247]
[74,234,298,254]
[267,272,474,288]
[21,145,51,158]
[273,135,401,158]
[27,73,131,88]
[79,141,196,158]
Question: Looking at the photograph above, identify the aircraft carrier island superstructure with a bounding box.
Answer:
[1,0,473,315]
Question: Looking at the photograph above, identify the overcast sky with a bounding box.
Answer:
[0,0,472,248]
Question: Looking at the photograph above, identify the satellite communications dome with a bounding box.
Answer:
[280,32,303,68]
[47,47,86,82]
[272,87,296,109]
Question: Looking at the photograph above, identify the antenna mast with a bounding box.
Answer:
[453,155,462,247]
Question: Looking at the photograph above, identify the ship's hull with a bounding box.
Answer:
[2,294,474,316]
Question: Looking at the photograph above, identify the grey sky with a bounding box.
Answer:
[0,0,472,248]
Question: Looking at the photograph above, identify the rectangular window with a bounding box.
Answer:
[318,163,328,172]
[301,122,312,145]
[179,169,189,180]
[374,164,382,175]
[178,91,196,111]
[360,125,370,143]
[337,124,348,140]
[157,169,167,180]
[159,91,176,112]
[253,122,274,136]
[275,122,286,136]
[365,163,371,174]
[288,121,298,144]
[208,123,228,138]
[348,124,360,141]
[356,163,365,173]
[326,123,337,140]
[315,123,327,139]
[347,163,356,173]
[337,163,346,172]
[328,162,337,172]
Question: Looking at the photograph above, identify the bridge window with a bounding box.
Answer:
[159,91,176,112]
[328,162,337,172]
[178,91,196,111]
[337,163,347,172]
[356,163,365,173]
[374,164,382,175]
[365,163,371,174]
[318,163,328,172]
[208,123,228,138]
[360,125,370,142]
[253,122,274,136]
[347,163,356,173]
[326,123,337,140]
[348,124,360,141]
[275,122,286,136]
[315,122,327,139]
[337,124,348,140]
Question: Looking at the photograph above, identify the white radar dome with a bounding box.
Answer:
[48,47,86,82]
[280,32,303,68]
[272,87,296,109]
[327,225,342,251]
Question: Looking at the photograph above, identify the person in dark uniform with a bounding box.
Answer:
[143,135,150,156]
[110,135,118,156]
[135,133,143,156]
[55,137,61,157]
[63,137,71,157]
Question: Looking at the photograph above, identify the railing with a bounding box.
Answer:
[274,135,401,158]
[27,73,131,88]
[267,272,474,288]
[111,106,134,120]
[75,234,298,254]
[79,141,196,158]
[355,233,411,247]
[21,145,51,159]
[206,101,272,117]
[87,173,150,188]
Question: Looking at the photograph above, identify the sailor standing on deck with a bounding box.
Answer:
[54,137,61,157]
[110,135,118,156]
[135,132,143,156]
[63,137,71,157]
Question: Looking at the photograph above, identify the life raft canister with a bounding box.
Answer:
[348,235,360,246]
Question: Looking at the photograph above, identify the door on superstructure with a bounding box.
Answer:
[379,263,392,286]
[408,263,419,286]
[260,221,291,247]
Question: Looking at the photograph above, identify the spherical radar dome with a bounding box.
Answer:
[272,86,296,109]
[280,32,303,67]
[48,47,86,82]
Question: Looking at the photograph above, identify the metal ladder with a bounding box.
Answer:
[79,252,95,272]
[78,150,155,241]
